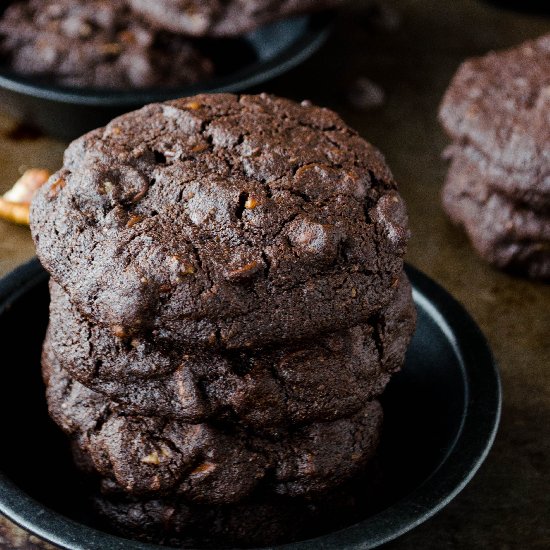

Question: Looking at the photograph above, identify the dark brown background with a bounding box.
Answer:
[0,0,549,548]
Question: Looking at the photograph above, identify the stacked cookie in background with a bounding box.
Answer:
[439,34,550,280]
[31,93,416,546]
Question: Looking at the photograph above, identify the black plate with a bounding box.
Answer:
[0,14,332,140]
[0,259,501,550]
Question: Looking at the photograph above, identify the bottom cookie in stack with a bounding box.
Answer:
[93,480,377,548]
[43,353,385,546]
[442,152,550,280]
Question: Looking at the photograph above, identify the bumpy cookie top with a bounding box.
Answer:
[31,93,408,349]
[439,34,550,174]
[0,0,213,89]
[128,0,345,37]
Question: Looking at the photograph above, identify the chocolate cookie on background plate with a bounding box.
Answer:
[45,274,415,429]
[32,93,409,349]
[0,0,214,89]
[439,34,550,279]
[128,0,347,37]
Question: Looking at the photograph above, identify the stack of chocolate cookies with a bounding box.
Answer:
[31,93,416,546]
[439,34,550,280]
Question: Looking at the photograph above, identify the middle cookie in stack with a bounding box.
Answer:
[31,93,415,541]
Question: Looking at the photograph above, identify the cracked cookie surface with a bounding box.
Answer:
[439,34,550,206]
[31,93,409,349]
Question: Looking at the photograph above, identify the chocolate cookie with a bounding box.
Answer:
[439,34,550,177]
[45,274,415,429]
[128,0,346,38]
[0,0,214,89]
[443,143,549,213]
[442,154,550,279]
[31,93,409,349]
[43,351,383,503]
[94,486,364,548]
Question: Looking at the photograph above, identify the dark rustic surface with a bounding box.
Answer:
[0,0,549,548]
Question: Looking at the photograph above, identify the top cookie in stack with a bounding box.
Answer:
[439,34,550,279]
[32,93,409,350]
